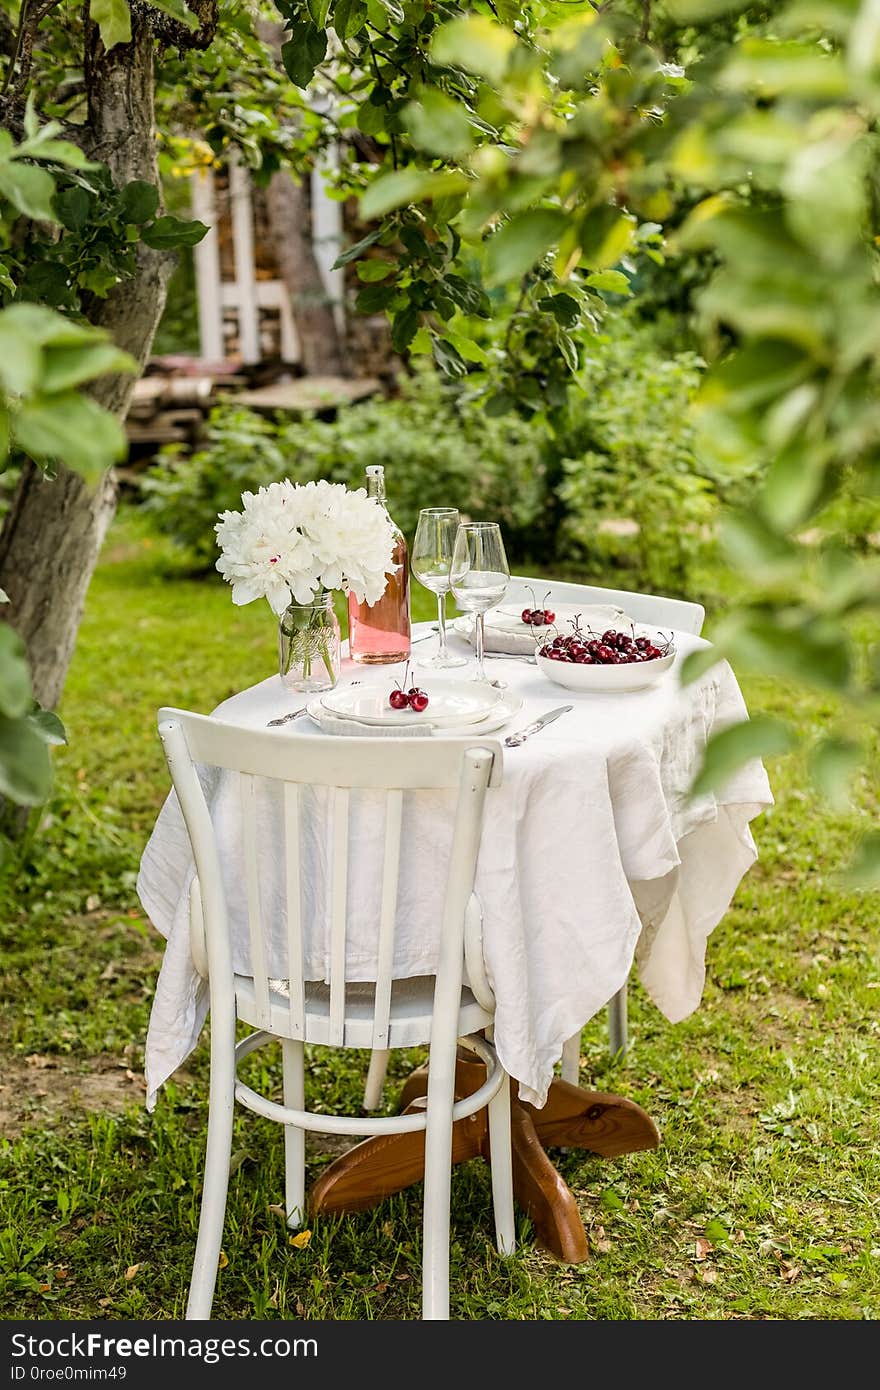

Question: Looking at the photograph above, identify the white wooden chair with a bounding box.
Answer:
[508,574,705,1083]
[158,709,515,1322]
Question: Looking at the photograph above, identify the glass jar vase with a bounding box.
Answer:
[278,590,341,693]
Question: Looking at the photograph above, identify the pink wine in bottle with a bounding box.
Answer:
[348,465,411,665]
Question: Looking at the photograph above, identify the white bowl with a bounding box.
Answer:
[535,644,676,693]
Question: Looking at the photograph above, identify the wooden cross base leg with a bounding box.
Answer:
[308,1050,660,1264]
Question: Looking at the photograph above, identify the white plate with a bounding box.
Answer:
[319,678,502,728]
[306,688,523,737]
[535,627,676,693]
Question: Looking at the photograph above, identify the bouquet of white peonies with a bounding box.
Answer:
[215,478,398,614]
[215,479,399,692]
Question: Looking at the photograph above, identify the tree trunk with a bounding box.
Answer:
[266,167,348,377]
[0,18,173,712]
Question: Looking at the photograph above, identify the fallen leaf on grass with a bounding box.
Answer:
[98,1298,112,1308]
[697,1267,718,1284]
[592,1224,612,1254]
[289,1230,311,1249]
[26,1055,56,1070]
[694,1238,713,1262]
[124,1264,141,1281]
[86,895,101,912]
[218,1252,229,1269]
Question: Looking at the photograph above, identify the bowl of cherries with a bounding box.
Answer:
[535,618,676,692]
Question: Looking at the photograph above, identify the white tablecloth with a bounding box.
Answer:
[137,624,772,1112]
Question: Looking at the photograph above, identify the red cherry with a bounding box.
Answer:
[543,610,555,624]
[521,608,533,623]
[595,644,616,663]
[389,689,408,709]
[408,691,429,712]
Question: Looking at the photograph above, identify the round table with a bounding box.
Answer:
[138,619,772,1260]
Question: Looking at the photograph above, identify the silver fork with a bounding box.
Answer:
[268,679,361,726]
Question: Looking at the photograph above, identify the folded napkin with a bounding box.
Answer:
[308,709,429,737]
[457,603,629,655]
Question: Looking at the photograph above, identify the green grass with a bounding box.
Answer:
[1,508,878,1321]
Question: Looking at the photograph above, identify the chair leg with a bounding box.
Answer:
[608,981,629,1058]
[421,1054,457,1320]
[363,1049,390,1112]
[186,1030,235,1320]
[487,1076,515,1256]
[282,1039,305,1229]
[560,1032,580,1085]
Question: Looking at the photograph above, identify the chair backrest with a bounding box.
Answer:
[157,708,503,1049]
[507,573,705,636]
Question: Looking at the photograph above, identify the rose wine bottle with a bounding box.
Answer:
[348,464,411,664]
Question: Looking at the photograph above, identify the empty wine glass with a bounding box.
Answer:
[411,508,467,669]
[450,522,510,685]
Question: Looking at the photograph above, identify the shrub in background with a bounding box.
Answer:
[141,367,548,568]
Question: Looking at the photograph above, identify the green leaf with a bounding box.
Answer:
[585,269,631,296]
[728,619,852,692]
[355,283,397,314]
[578,205,635,270]
[281,20,328,89]
[141,216,208,249]
[0,162,56,222]
[538,292,581,327]
[0,313,42,396]
[14,392,128,478]
[40,342,135,394]
[306,0,331,25]
[556,330,578,373]
[391,304,419,353]
[666,0,751,19]
[377,0,404,20]
[692,716,797,797]
[432,336,468,379]
[1,302,105,348]
[405,91,474,160]
[0,625,32,719]
[722,40,850,100]
[90,0,132,50]
[680,644,725,684]
[720,511,801,578]
[333,0,368,40]
[356,259,394,281]
[147,0,198,27]
[360,168,468,221]
[54,186,92,233]
[485,209,566,286]
[27,707,67,746]
[121,179,160,225]
[332,228,382,269]
[810,737,862,812]
[837,833,880,890]
[0,713,53,805]
[431,16,517,86]
[439,273,489,317]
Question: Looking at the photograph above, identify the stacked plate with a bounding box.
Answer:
[306,680,522,737]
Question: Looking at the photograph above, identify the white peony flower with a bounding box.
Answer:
[215,479,398,615]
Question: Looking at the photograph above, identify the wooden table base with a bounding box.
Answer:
[308,1052,660,1263]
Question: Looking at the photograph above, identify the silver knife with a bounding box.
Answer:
[504,704,573,747]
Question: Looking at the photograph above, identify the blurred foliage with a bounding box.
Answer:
[142,317,749,596]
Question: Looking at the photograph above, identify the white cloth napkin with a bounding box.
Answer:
[307,709,427,737]
[458,602,628,654]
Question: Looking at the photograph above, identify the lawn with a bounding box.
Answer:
[1,508,878,1321]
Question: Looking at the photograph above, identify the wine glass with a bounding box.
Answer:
[450,522,510,685]
[411,508,467,669]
